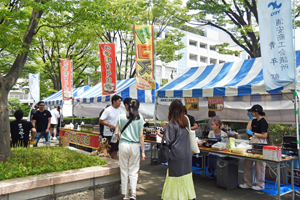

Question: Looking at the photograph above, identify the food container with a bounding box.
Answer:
[212,142,227,151]
[232,147,247,155]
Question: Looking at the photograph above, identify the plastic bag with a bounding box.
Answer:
[110,134,118,143]
[228,137,235,152]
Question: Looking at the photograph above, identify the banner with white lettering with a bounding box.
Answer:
[60,59,73,101]
[99,43,117,95]
[29,73,40,102]
[258,0,294,91]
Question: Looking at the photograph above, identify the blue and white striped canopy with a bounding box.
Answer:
[157,51,300,98]
[75,78,158,103]
[43,86,90,105]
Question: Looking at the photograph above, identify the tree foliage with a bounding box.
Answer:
[187,0,260,58]
[0,0,109,162]
[187,0,300,58]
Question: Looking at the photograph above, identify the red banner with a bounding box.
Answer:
[99,44,117,95]
[60,59,73,100]
[60,129,99,149]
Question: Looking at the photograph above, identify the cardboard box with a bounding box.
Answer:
[59,136,69,147]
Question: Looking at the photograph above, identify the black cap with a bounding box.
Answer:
[34,105,38,108]
[247,104,263,113]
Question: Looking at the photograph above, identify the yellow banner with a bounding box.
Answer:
[134,25,155,90]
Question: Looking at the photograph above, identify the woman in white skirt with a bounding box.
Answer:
[115,98,146,200]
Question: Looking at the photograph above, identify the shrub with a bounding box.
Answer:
[19,104,31,116]
[8,98,20,114]
[0,147,107,180]
[62,117,99,126]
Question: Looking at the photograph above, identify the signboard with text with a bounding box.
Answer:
[185,97,199,111]
[60,129,99,149]
[208,97,224,111]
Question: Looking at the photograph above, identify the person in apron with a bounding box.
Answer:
[239,104,269,190]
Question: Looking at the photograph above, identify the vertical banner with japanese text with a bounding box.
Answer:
[99,43,117,95]
[60,59,73,101]
[29,73,40,102]
[134,25,155,90]
[258,0,294,91]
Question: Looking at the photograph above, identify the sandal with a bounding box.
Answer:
[209,174,214,180]
[123,195,129,200]
[130,194,136,200]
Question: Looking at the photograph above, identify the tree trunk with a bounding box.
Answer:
[0,2,43,162]
[0,89,10,162]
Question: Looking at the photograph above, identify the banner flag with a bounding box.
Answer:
[99,43,117,95]
[60,59,73,101]
[29,73,40,102]
[258,0,294,91]
[134,25,155,90]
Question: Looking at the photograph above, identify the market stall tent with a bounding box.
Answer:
[42,85,90,116]
[155,51,300,124]
[74,78,158,119]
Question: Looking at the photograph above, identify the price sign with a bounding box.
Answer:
[208,97,224,111]
[185,97,199,111]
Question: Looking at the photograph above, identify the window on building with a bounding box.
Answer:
[200,42,207,49]
[155,66,162,78]
[189,54,198,61]
[210,58,217,64]
[210,45,217,51]
[200,56,207,63]
[165,33,169,38]
[165,67,176,79]
[235,53,240,57]
[219,60,225,64]
[189,40,197,47]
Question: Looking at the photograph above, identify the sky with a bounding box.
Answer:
[181,0,300,51]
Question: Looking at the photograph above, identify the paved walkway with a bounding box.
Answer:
[137,151,293,200]
[31,140,294,199]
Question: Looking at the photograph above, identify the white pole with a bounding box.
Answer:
[292,0,300,162]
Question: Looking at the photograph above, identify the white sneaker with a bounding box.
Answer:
[50,137,54,140]
[239,183,251,189]
[251,185,264,190]
[53,137,57,140]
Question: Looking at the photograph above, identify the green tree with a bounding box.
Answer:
[33,26,100,91]
[7,98,21,114]
[187,0,300,58]
[94,0,189,79]
[0,0,109,162]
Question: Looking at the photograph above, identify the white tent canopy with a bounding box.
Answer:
[155,51,300,124]
[42,86,90,117]
[74,78,158,119]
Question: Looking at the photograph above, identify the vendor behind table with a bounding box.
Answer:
[206,119,228,180]
[239,104,268,191]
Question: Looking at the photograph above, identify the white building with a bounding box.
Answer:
[155,25,246,85]
[8,78,33,104]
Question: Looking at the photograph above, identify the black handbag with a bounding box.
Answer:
[158,138,169,163]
